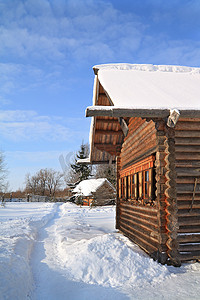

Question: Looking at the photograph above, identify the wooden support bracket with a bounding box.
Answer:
[167,109,180,128]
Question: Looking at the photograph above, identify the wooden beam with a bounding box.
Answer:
[118,117,129,137]
[94,143,121,155]
[95,129,123,136]
[86,106,200,119]
[96,119,119,125]
[86,106,169,118]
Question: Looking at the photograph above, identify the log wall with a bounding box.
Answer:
[175,118,200,262]
[118,118,161,260]
[120,118,157,169]
[117,117,200,264]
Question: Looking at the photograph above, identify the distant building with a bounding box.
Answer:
[73,178,116,206]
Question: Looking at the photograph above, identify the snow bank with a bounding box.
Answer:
[0,202,57,300]
[57,233,169,289]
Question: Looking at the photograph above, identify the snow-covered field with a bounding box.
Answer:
[0,202,200,300]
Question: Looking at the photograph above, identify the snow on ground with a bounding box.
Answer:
[1,202,200,300]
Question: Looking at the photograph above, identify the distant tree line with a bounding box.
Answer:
[2,141,116,201]
[25,168,64,198]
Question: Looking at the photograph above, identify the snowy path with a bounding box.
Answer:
[30,204,128,300]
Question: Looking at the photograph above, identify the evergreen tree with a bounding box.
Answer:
[70,143,92,182]
[95,164,116,187]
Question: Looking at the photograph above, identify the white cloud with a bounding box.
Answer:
[0,110,72,142]
[0,0,199,100]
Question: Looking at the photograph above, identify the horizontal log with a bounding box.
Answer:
[176,153,200,160]
[175,137,200,145]
[120,215,159,240]
[178,234,200,243]
[175,131,200,139]
[177,195,200,200]
[179,252,200,261]
[175,145,200,153]
[179,219,200,226]
[120,219,158,245]
[176,171,200,178]
[177,184,200,193]
[119,223,159,255]
[176,178,200,184]
[175,121,200,131]
[178,225,200,233]
[120,202,157,217]
[120,206,158,224]
[179,244,200,252]
[120,210,158,230]
[178,204,200,210]
[177,209,200,217]
[176,161,200,168]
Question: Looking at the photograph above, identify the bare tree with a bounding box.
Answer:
[25,168,64,198]
[46,169,63,197]
[0,152,9,194]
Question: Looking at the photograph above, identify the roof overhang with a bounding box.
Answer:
[83,63,200,165]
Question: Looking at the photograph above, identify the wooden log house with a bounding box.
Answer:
[73,178,116,206]
[84,64,200,266]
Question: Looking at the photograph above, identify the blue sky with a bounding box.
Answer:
[0,0,200,190]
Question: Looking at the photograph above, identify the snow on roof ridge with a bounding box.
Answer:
[93,63,200,74]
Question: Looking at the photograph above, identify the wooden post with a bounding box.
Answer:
[164,127,181,266]
[116,156,121,229]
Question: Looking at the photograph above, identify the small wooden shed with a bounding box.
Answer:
[73,178,116,206]
[85,63,200,266]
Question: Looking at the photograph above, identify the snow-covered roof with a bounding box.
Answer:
[73,178,114,197]
[93,63,200,110]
